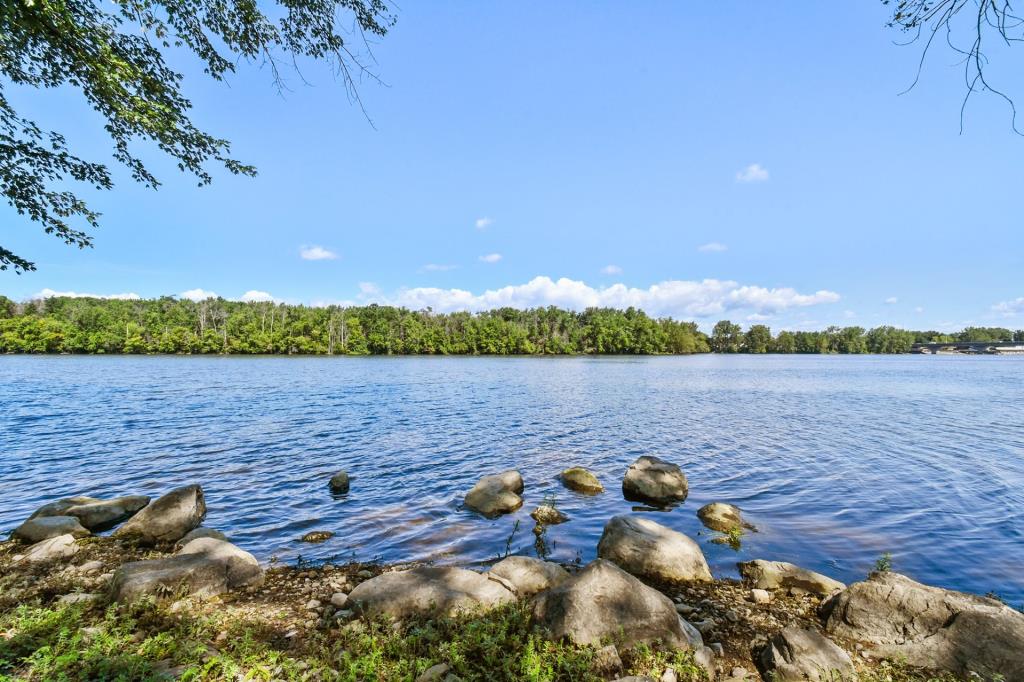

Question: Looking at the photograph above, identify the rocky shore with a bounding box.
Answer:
[1,459,1021,681]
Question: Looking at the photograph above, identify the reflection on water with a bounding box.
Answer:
[1,354,1022,603]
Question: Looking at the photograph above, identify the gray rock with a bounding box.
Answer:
[57,593,101,606]
[696,502,752,533]
[488,556,569,597]
[592,644,623,676]
[463,470,524,518]
[348,566,514,619]
[822,571,1024,679]
[597,515,712,582]
[61,495,151,531]
[329,470,350,493]
[330,592,349,608]
[530,505,568,526]
[12,515,90,543]
[760,624,855,682]
[750,588,771,604]
[415,663,450,682]
[174,527,228,549]
[738,560,845,597]
[621,456,688,505]
[114,484,205,546]
[612,677,656,682]
[111,537,262,603]
[559,467,603,493]
[532,559,698,651]
[18,533,80,563]
[29,496,100,519]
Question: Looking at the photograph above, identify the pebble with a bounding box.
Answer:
[709,642,724,657]
[330,592,348,608]
[724,609,740,623]
[674,603,696,616]
[750,588,771,604]
[78,560,104,574]
[660,668,678,682]
[415,663,451,682]
[693,619,715,635]
[730,668,748,678]
[305,599,321,611]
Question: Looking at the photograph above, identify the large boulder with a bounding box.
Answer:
[348,566,514,619]
[174,527,229,549]
[61,495,151,531]
[463,471,524,518]
[621,456,688,505]
[760,625,856,682]
[488,556,569,597]
[597,515,712,582]
[28,496,100,519]
[822,571,1024,679]
[18,534,80,563]
[114,484,205,545]
[559,467,603,493]
[11,515,90,543]
[532,559,703,651]
[696,502,752,532]
[111,537,262,603]
[738,560,844,597]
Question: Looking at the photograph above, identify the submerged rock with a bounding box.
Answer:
[301,530,334,543]
[530,505,568,526]
[532,559,705,652]
[114,484,206,546]
[488,556,569,597]
[329,470,350,494]
[61,495,151,531]
[696,502,753,533]
[597,515,712,582]
[760,624,855,682]
[559,467,603,493]
[621,456,688,505]
[18,533,80,563]
[463,470,524,518]
[12,515,90,543]
[738,560,844,597]
[822,571,1024,679]
[348,566,514,619]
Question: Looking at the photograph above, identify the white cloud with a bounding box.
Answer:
[736,163,769,183]
[358,282,381,297]
[299,246,338,261]
[179,288,219,301]
[359,275,839,318]
[746,313,771,322]
[697,242,728,253]
[240,290,275,303]
[914,306,925,314]
[475,217,493,230]
[843,310,857,319]
[992,297,1024,316]
[884,296,899,305]
[479,253,503,264]
[421,264,458,272]
[601,265,623,275]
[33,288,140,301]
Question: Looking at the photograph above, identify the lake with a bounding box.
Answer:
[1,354,1022,605]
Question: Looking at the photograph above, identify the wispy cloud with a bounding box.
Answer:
[357,275,839,319]
[420,263,458,273]
[475,217,493,230]
[601,265,623,275]
[736,163,769,183]
[884,296,899,305]
[179,288,219,301]
[33,288,140,301]
[479,253,503,264]
[697,242,728,253]
[358,282,381,297]
[299,246,338,261]
[992,297,1024,317]
[914,306,925,314]
[843,310,857,319]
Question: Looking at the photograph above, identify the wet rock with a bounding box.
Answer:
[559,467,603,493]
[28,496,100,519]
[621,456,688,505]
[530,505,568,526]
[760,624,855,682]
[488,556,569,597]
[348,566,514,619]
[61,495,151,531]
[12,515,90,543]
[463,470,524,518]
[17,533,80,563]
[174,527,228,549]
[738,560,845,597]
[300,531,334,543]
[597,515,712,582]
[114,484,205,545]
[532,559,701,651]
[329,470,350,494]
[822,571,1024,679]
[696,502,752,533]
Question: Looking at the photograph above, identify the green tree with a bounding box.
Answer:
[1,0,394,272]
[711,320,743,353]
[773,330,796,354]
[744,325,772,354]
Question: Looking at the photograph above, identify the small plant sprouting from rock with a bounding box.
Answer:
[711,525,744,550]
[874,552,893,573]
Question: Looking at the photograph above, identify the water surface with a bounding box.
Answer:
[1,355,1021,604]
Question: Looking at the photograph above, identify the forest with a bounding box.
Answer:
[0,295,1019,356]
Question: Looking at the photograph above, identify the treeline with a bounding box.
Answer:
[0,295,1019,356]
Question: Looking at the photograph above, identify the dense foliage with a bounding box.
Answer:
[1,295,1019,355]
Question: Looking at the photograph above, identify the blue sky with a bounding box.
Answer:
[3,2,1023,331]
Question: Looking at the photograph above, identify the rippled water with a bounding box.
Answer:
[2,355,1022,603]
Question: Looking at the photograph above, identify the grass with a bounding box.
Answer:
[874,552,893,573]
[0,598,710,681]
